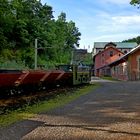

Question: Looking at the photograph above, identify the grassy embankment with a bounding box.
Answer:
[0,84,100,127]
[101,76,119,81]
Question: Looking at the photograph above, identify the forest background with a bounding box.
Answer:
[0,0,84,69]
[0,0,139,69]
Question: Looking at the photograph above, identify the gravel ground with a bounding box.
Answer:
[0,79,140,140]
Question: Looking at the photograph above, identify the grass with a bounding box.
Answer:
[101,76,119,81]
[0,84,99,127]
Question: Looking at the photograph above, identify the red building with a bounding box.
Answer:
[92,42,137,57]
[94,42,124,76]
[109,45,140,81]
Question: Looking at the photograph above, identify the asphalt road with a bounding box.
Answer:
[0,79,140,140]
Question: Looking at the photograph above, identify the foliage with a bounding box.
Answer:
[0,0,81,69]
[122,36,140,44]
[130,0,140,8]
[101,76,120,81]
[82,53,92,65]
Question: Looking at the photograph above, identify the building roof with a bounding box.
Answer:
[94,42,137,49]
[109,44,140,66]
[95,46,124,57]
[74,49,87,54]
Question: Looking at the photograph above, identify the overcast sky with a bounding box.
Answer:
[41,0,140,52]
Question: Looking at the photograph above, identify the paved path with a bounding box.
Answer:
[0,79,140,140]
[90,76,117,83]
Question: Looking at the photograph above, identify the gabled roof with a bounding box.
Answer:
[125,44,140,56]
[109,44,140,66]
[94,42,137,49]
[95,46,124,57]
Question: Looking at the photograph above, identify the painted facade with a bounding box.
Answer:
[109,45,140,81]
[95,45,124,77]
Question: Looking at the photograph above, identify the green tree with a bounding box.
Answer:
[130,0,140,7]
[122,36,140,44]
[0,1,81,69]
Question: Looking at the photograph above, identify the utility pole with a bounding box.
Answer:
[71,48,74,65]
[35,39,38,70]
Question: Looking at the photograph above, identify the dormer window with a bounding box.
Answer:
[110,51,113,57]
[124,50,127,54]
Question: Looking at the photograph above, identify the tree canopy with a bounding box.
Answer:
[122,36,140,44]
[130,0,140,7]
[0,0,81,69]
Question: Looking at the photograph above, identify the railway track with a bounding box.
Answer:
[0,65,91,114]
[0,86,80,115]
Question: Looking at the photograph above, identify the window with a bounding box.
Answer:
[101,53,105,64]
[102,58,105,64]
[110,51,113,57]
[124,50,127,54]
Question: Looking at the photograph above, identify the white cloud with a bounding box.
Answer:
[100,0,131,5]
[78,13,140,51]
[93,33,140,42]
[112,15,140,25]
[41,0,139,53]
[96,14,140,33]
[86,0,130,5]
